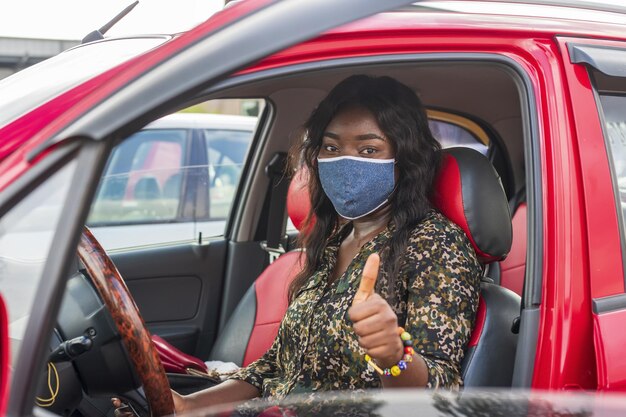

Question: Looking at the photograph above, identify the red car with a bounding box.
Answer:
[2,1,626,416]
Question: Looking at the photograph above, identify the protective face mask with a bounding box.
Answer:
[317,156,395,220]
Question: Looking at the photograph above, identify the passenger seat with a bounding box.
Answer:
[209,170,310,366]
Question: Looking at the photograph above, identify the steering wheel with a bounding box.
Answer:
[77,227,175,417]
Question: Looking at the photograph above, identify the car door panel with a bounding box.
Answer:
[560,37,626,390]
[593,298,626,390]
[126,276,202,323]
[217,241,268,331]
[108,239,227,359]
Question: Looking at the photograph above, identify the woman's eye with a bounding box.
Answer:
[323,145,338,152]
[361,147,377,155]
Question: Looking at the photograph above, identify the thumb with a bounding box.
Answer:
[352,253,380,305]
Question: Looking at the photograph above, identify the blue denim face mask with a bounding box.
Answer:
[317,156,395,220]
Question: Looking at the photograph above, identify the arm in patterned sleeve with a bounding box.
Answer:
[403,218,482,389]
[227,334,280,391]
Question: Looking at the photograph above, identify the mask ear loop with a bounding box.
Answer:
[388,159,399,201]
[373,159,398,213]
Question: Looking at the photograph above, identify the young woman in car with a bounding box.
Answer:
[118,74,483,412]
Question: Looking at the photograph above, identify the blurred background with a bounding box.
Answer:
[0,0,258,115]
[0,1,223,78]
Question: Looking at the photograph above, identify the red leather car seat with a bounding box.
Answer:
[209,148,520,387]
[209,170,309,366]
[499,202,527,296]
[433,148,519,387]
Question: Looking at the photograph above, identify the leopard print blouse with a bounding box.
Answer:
[229,210,482,398]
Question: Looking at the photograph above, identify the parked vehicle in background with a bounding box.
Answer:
[87,113,257,249]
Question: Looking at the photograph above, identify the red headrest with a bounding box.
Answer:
[432,148,512,263]
[287,169,311,231]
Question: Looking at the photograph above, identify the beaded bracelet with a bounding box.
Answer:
[364,326,415,377]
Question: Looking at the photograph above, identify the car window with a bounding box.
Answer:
[88,99,261,250]
[427,110,490,155]
[0,160,77,381]
[590,65,626,260]
[205,129,254,219]
[596,91,626,238]
[88,129,187,226]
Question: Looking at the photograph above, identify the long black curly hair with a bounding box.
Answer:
[288,74,442,302]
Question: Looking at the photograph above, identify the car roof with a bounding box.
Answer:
[409,0,626,23]
[142,113,257,131]
[326,1,626,40]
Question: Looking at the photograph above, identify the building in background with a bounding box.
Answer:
[0,35,262,117]
[0,37,78,80]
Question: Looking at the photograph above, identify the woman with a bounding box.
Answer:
[147,74,481,412]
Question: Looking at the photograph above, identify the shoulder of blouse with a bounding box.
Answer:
[406,210,475,254]
[409,209,454,235]
[398,211,482,287]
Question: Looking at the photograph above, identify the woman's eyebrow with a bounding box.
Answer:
[323,132,386,141]
[356,133,386,141]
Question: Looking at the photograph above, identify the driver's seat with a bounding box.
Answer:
[431,148,519,387]
[160,147,521,388]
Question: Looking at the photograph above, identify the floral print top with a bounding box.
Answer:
[229,210,482,398]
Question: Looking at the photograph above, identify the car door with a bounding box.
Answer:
[0,1,420,416]
[559,37,626,390]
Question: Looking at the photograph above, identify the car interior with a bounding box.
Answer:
[192,59,530,357]
[45,58,534,416]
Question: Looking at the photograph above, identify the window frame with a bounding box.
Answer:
[3,139,111,417]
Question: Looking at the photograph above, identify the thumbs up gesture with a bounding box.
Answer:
[348,253,405,369]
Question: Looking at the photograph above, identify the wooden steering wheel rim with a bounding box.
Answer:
[77,227,174,417]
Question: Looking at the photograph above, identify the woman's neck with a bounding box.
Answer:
[350,205,392,247]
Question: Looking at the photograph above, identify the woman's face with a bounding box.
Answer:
[318,106,395,160]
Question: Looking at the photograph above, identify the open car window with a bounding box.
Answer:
[88,99,262,250]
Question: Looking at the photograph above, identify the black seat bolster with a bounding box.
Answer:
[210,283,257,366]
[462,281,520,387]
[486,262,501,285]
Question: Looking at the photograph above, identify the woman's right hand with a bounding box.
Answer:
[112,390,187,416]
[171,389,189,414]
[112,379,259,416]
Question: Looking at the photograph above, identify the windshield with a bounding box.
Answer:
[0,159,77,382]
[0,36,169,128]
